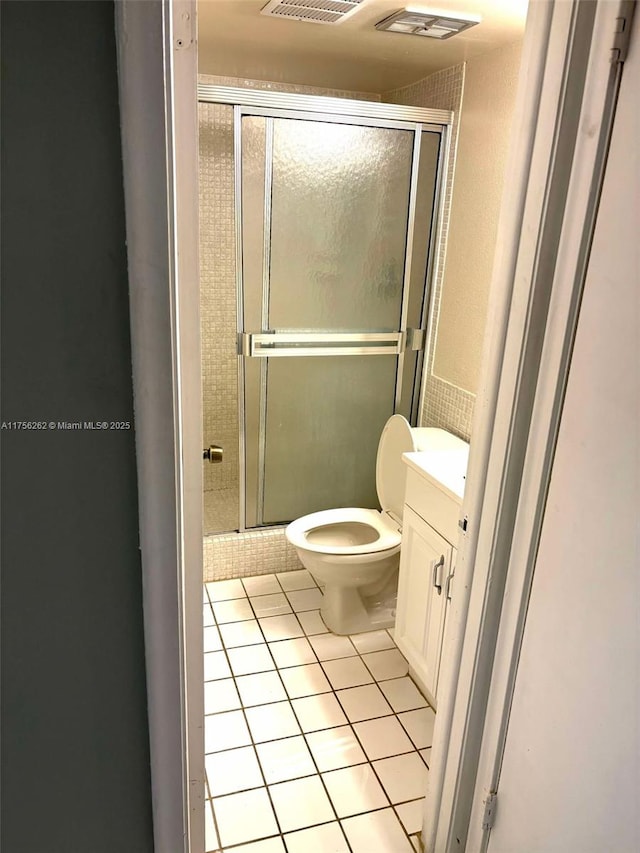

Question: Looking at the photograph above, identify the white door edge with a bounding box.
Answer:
[465,1,636,850]
[425,1,636,851]
[115,2,203,852]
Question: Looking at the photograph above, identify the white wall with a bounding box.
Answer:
[487,17,639,852]
[433,41,522,394]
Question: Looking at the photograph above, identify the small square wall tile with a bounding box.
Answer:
[396,798,424,835]
[378,677,428,713]
[250,592,292,618]
[242,574,281,597]
[205,746,263,796]
[306,725,367,772]
[420,747,432,767]
[297,610,329,636]
[398,707,436,749]
[219,619,264,649]
[322,657,374,691]
[245,701,301,743]
[362,649,409,681]
[353,716,414,761]
[292,692,347,733]
[227,644,275,676]
[269,775,334,833]
[277,569,317,591]
[203,625,223,652]
[373,752,428,803]
[349,629,396,654]
[309,634,357,661]
[205,678,241,715]
[284,822,350,853]
[259,614,304,641]
[322,764,388,818]
[206,578,246,602]
[280,663,331,699]
[255,735,316,784]
[286,588,324,612]
[268,637,316,669]
[235,671,287,707]
[336,684,393,723]
[213,597,254,625]
[213,788,278,848]
[341,808,413,852]
[205,709,252,753]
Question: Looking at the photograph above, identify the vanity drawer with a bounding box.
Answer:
[405,467,460,545]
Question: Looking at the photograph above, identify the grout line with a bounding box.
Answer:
[285,690,355,852]
[204,765,222,849]
[209,602,288,848]
[205,575,433,851]
[236,576,349,847]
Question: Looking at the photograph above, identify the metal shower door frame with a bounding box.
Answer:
[198,87,453,530]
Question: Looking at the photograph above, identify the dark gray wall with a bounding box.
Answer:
[1,2,154,851]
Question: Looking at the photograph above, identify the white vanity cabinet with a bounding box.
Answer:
[395,450,467,708]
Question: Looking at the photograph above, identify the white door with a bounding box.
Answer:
[485,10,639,851]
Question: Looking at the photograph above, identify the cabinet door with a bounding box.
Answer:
[396,506,452,706]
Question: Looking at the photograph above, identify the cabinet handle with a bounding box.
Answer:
[445,569,455,601]
[432,555,445,595]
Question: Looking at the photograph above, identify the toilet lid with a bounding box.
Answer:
[376,414,417,523]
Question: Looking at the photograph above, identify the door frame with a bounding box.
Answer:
[113,0,634,851]
[462,2,636,850]
[426,1,636,850]
[115,2,203,852]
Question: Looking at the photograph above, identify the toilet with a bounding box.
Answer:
[286,414,456,635]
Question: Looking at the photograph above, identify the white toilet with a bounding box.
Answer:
[286,414,458,635]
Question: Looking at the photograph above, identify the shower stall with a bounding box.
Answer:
[199,86,452,568]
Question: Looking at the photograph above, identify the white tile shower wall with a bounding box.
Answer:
[385,65,475,442]
[199,75,382,573]
[199,101,239,534]
[204,528,303,583]
[199,73,381,101]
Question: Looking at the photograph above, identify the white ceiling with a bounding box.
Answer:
[197,0,528,94]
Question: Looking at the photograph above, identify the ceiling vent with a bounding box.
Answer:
[376,7,481,38]
[261,0,366,25]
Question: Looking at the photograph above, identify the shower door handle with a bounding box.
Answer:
[203,445,223,463]
[238,332,403,357]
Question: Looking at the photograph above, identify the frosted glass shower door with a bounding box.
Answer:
[240,111,441,527]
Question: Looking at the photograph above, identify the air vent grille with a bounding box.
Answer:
[261,0,365,25]
[376,8,481,39]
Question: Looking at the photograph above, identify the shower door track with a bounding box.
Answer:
[199,87,454,532]
[197,84,453,126]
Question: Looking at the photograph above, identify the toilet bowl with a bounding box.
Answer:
[285,415,446,635]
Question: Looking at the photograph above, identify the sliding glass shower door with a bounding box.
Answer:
[238,108,442,528]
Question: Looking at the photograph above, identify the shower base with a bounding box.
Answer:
[203,527,303,583]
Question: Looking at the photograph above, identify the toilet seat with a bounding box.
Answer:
[286,508,401,556]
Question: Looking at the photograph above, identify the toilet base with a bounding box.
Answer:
[320,571,398,636]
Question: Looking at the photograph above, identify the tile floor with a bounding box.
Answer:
[203,570,435,853]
